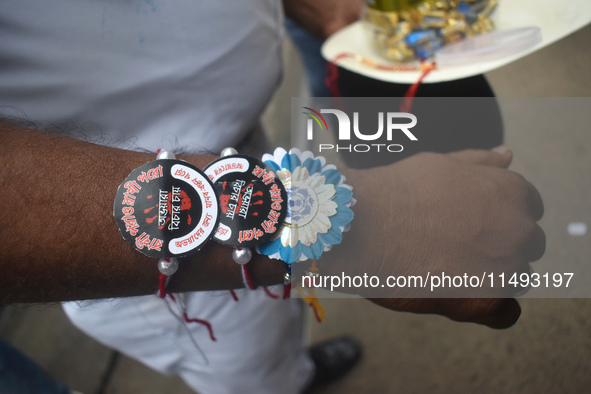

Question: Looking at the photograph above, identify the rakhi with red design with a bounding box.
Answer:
[204,147,288,300]
[113,149,220,340]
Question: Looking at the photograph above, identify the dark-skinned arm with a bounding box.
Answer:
[0,122,285,303]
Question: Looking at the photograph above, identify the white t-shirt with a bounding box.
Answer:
[0,0,283,152]
[0,3,314,394]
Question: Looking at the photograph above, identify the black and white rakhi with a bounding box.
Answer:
[204,148,287,289]
[113,150,220,296]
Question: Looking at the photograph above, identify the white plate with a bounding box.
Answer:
[321,0,591,83]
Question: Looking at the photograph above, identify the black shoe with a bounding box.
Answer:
[303,336,362,393]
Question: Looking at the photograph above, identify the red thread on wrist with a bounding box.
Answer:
[282,283,291,299]
[242,264,257,290]
[158,273,167,299]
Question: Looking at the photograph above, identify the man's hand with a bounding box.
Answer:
[324,147,545,329]
[283,0,365,39]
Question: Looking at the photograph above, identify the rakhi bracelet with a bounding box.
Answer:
[256,148,355,263]
[114,147,289,296]
[203,147,288,296]
[255,148,356,320]
[114,147,355,324]
[113,149,220,298]
[112,147,287,345]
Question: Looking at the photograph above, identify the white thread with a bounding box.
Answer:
[241,265,253,290]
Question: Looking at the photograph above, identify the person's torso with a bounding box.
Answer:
[0,0,283,152]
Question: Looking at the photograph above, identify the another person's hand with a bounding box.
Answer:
[283,0,365,39]
[322,147,545,329]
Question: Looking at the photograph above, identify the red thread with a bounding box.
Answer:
[326,52,436,111]
[400,61,436,112]
[262,286,279,299]
[242,264,257,290]
[229,289,239,302]
[168,294,217,341]
[325,53,354,97]
[158,273,167,299]
[282,283,291,299]
[183,313,217,342]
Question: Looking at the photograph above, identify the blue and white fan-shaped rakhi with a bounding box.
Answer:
[257,148,355,264]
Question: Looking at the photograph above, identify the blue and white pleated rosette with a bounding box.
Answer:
[257,148,355,264]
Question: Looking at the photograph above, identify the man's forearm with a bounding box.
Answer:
[0,122,284,303]
[0,121,546,330]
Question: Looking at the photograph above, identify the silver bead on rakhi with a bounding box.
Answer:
[158,257,179,276]
[283,272,291,285]
[220,147,238,157]
[156,149,177,160]
[232,247,252,265]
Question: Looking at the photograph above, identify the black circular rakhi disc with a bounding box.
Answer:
[204,155,288,248]
[113,159,220,259]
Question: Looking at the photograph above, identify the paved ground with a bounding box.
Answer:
[1,23,590,394]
